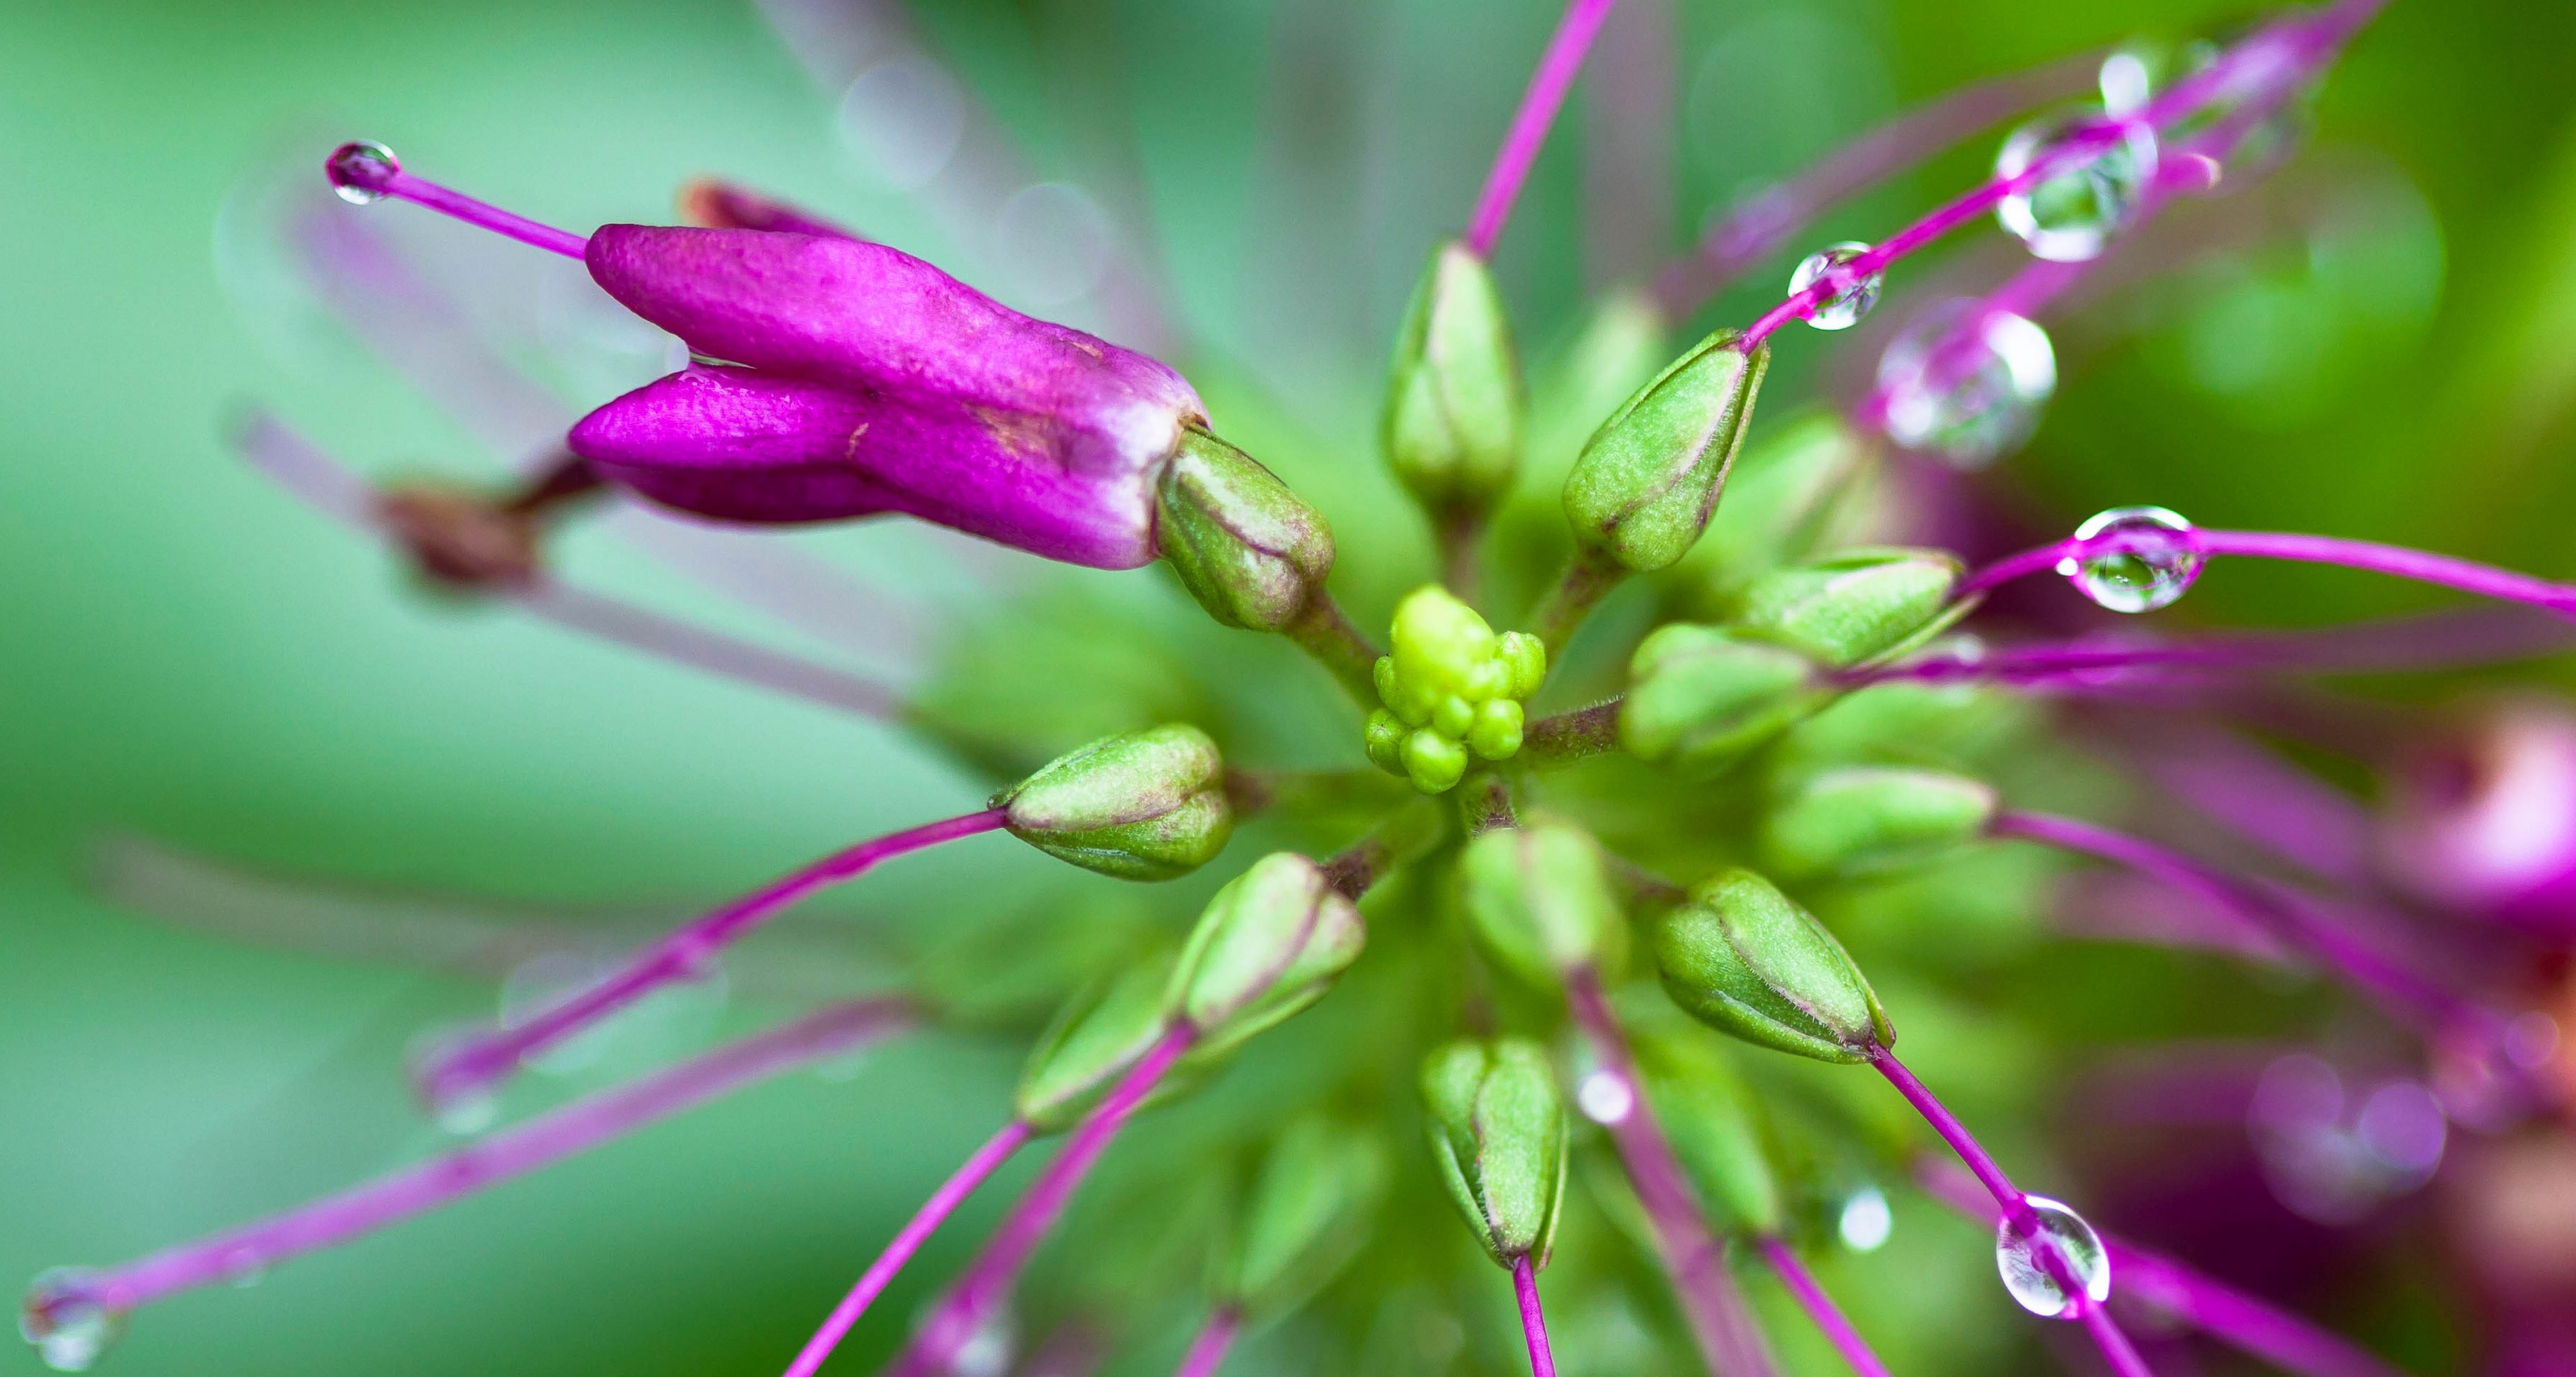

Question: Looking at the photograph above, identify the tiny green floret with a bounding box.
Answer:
[1365,585,1546,793]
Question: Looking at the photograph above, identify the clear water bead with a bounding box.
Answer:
[1877,300,2057,467]
[20,1271,120,1372]
[2060,506,2201,613]
[1994,113,2158,262]
[325,141,400,205]
[1788,242,1884,330]
[1575,1069,1636,1124]
[1994,1196,2111,1318]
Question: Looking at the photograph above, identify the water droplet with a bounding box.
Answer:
[1994,1196,2111,1318]
[1877,300,2057,466]
[1787,242,1883,330]
[1838,1186,1893,1251]
[20,1271,121,1373]
[1576,1069,1636,1124]
[2059,506,2201,614]
[1994,113,2158,262]
[325,141,399,205]
[2098,49,2156,117]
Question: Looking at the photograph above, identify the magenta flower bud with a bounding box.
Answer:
[567,226,1208,569]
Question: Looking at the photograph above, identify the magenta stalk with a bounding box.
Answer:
[1846,606,2576,689]
[1913,1157,2405,1377]
[1511,1254,1560,1377]
[418,810,1007,1113]
[1563,969,1779,1377]
[515,582,907,723]
[886,1026,1198,1377]
[1462,0,1622,257]
[2080,1299,2159,1377]
[779,1120,1036,1377]
[1752,1238,1891,1377]
[1960,527,2576,619]
[1171,1306,1243,1377]
[22,999,912,1333]
[326,142,590,259]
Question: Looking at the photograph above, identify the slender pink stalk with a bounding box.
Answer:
[1867,1049,2033,1228]
[1849,606,2576,689]
[1172,1306,1243,1377]
[418,810,1006,1112]
[1564,969,1779,1377]
[2079,1298,2159,1377]
[1753,1238,1891,1377]
[1914,1157,2407,1377]
[1960,527,2576,617]
[1511,1254,1559,1377]
[515,581,907,723]
[327,143,590,259]
[24,1000,911,1331]
[1462,0,1622,258]
[780,1119,1035,1377]
[888,1027,1197,1376]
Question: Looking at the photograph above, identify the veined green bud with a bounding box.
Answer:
[1383,240,1524,518]
[1562,330,1769,573]
[1735,547,1963,668]
[995,724,1234,880]
[1619,625,1821,775]
[1653,868,1893,1063]
[1157,427,1337,633]
[1459,818,1627,985]
[1215,1115,1390,1314]
[1763,766,1998,877]
[1368,585,1546,793]
[1420,1037,1567,1269]
[1015,961,1181,1132]
[1167,852,1366,1056]
[1631,1028,1784,1235]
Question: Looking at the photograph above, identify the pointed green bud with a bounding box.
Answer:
[1215,1115,1390,1314]
[995,724,1235,880]
[1631,1027,1784,1235]
[1384,241,1524,519]
[1015,961,1182,1132]
[1735,547,1963,668]
[1420,1037,1567,1268]
[1370,586,1547,793]
[1619,625,1821,775]
[1762,766,1998,878]
[1157,427,1337,633]
[1167,852,1366,1056]
[1652,868,1894,1063]
[1562,330,1769,573]
[1459,818,1627,985]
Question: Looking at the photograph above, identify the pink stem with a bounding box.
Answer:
[1848,606,2576,688]
[417,810,1006,1113]
[330,145,590,259]
[28,1000,911,1325]
[1172,1306,1243,1377]
[1564,969,1779,1377]
[1987,810,2466,1030]
[1960,528,2576,615]
[1463,0,1623,258]
[2080,1298,2159,1377]
[1753,1238,1891,1377]
[515,581,906,723]
[779,1119,1035,1377]
[1866,1049,2034,1231]
[1511,1254,1559,1377]
[888,1026,1197,1376]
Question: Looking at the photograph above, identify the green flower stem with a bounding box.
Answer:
[1522,700,1622,769]
[1227,767,1413,818]
[1322,798,1446,898]
[1526,547,1630,658]
[1282,592,1385,705]
[1439,507,1488,609]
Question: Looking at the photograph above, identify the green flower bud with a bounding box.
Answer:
[1762,766,1998,877]
[1384,241,1524,518]
[1370,586,1547,793]
[995,724,1235,880]
[1631,1028,1784,1235]
[1619,625,1821,775]
[1167,853,1366,1056]
[1562,330,1769,573]
[1015,961,1180,1132]
[1420,1037,1567,1268]
[1652,868,1893,1063]
[1215,1115,1390,1314]
[1157,427,1337,633]
[1459,818,1627,985]
[1735,547,1963,668]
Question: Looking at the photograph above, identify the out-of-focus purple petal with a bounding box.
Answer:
[679,179,865,239]
[229,408,382,531]
[2382,698,2576,935]
[596,499,928,681]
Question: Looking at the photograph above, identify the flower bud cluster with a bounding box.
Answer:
[1365,586,1547,793]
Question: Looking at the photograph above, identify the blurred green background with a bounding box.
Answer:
[2,0,2571,1373]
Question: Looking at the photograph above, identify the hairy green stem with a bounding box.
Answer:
[1525,548,1630,658]
[1282,592,1384,705]
[1523,700,1623,769]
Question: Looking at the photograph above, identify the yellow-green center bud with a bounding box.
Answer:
[1365,585,1546,793]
